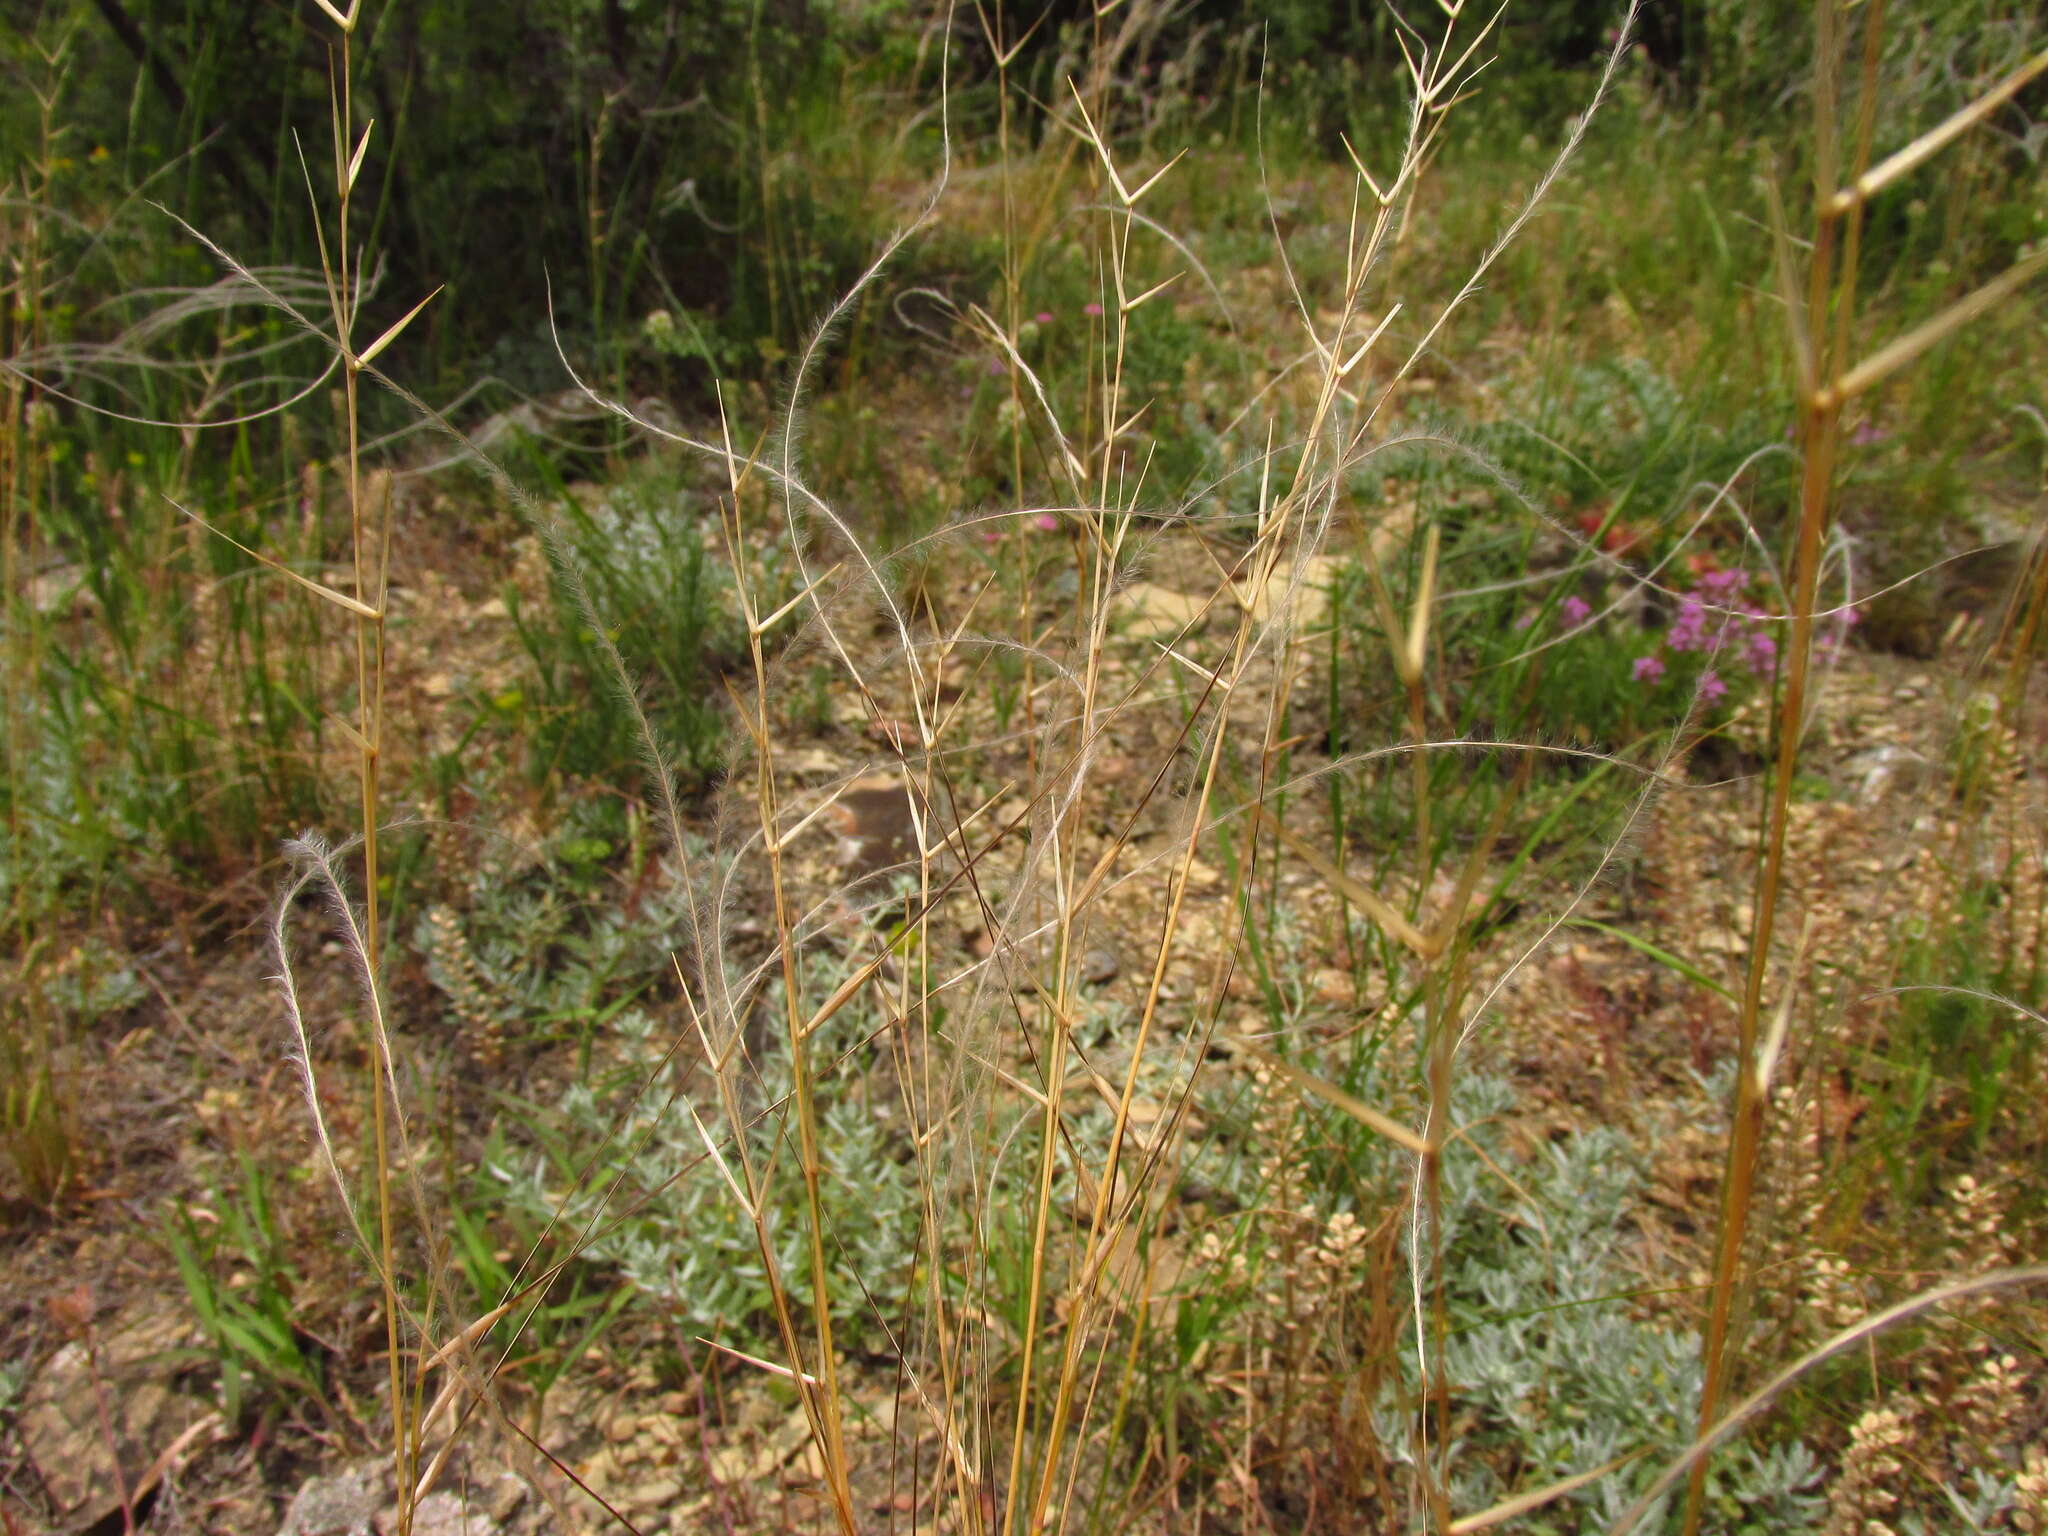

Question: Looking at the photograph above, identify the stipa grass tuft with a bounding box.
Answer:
[6,0,2047,1532]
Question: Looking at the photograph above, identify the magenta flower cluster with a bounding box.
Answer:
[1545,563,1862,714]
[1634,567,1857,705]
[1636,569,1770,705]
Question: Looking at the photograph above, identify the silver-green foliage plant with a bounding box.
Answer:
[1424,1081,1826,1533]
[415,837,711,1046]
[423,853,929,1348]
[501,952,924,1347]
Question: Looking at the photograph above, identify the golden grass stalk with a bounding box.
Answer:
[227,6,442,1528]
[1685,3,2046,1527]
[1824,47,2048,218]
[309,14,410,1522]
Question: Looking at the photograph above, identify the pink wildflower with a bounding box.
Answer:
[1560,594,1592,625]
[1744,628,1778,675]
[1667,596,1710,652]
[1034,512,1060,532]
[1633,654,1666,683]
[1035,311,1054,325]
[1698,670,1728,703]
[1083,301,1105,317]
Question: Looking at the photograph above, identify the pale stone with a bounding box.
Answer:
[280,1462,385,1536]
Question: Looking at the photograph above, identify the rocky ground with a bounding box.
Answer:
[0,490,2032,1534]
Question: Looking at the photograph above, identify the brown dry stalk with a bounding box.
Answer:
[1685,3,2048,1526]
